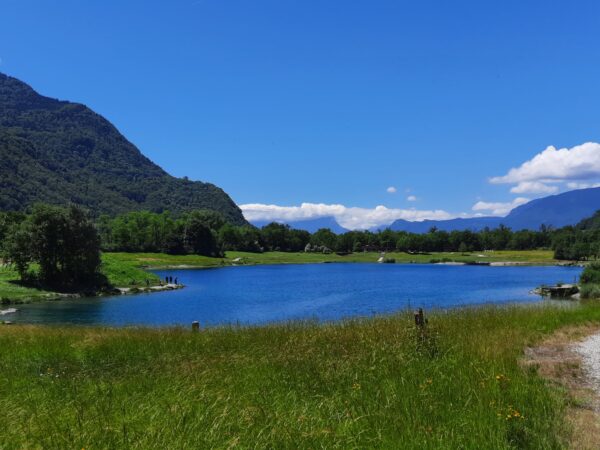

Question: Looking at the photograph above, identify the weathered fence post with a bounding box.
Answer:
[192,321,200,332]
[414,308,427,352]
[414,308,425,328]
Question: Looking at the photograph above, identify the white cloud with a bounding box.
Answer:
[491,142,600,185]
[240,202,453,230]
[472,197,529,216]
[407,195,417,202]
[566,181,600,190]
[386,186,397,194]
[509,181,558,195]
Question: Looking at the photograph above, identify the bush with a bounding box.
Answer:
[580,263,600,285]
[581,283,600,299]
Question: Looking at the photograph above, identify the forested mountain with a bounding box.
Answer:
[389,188,600,233]
[577,210,600,230]
[505,188,600,230]
[0,73,246,224]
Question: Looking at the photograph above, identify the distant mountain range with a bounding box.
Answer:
[389,187,600,233]
[0,73,246,224]
[252,188,600,234]
[251,216,349,234]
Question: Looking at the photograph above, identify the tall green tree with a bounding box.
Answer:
[3,204,101,288]
[184,216,220,256]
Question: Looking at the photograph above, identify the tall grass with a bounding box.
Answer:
[2,303,600,448]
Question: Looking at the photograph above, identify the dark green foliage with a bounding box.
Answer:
[580,262,600,285]
[581,283,600,299]
[184,216,219,257]
[260,222,310,252]
[0,73,246,224]
[551,227,600,261]
[0,211,26,246]
[310,228,337,250]
[577,210,600,230]
[99,210,221,256]
[580,263,600,299]
[3,204,101,289]
[218,223,263,252]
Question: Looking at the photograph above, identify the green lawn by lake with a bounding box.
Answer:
[105,249,558,269]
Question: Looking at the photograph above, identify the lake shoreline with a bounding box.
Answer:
[11,263,583,327]
[1,250,581,306]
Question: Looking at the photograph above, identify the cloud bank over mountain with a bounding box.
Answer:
[240,203,453,230]
[243,142,600,230]
[471,197,530,216]
[490,142,600,194]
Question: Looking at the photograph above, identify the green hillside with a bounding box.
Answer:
[0,73,246,224]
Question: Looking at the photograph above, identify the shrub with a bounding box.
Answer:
[580,263,600,285]
[581,283,600,299]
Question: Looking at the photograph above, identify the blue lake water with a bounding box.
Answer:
[11,264,582,327]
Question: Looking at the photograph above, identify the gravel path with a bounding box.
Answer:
[576,333,600,389]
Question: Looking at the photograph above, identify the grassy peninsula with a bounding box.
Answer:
[1,302,600,448]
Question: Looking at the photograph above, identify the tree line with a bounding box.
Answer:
[94,208,600,261]
[3,205,600,291]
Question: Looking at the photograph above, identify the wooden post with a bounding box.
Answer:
[414,308,425,328]
[192,321,200,332]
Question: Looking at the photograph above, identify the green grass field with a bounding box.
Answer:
[1,302,599,448]
[0,256,161,304]
[0,266,63,304]
[106,249,558,270]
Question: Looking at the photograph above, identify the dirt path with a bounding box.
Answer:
[523,326,600,449]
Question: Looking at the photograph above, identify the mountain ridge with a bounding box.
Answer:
[388,187,600,232]
[0,72,246,224]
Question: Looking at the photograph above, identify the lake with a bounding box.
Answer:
[10,263,582,326]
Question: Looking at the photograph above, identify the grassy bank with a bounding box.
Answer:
[0,257,159,305]
[0,266,63,304]
[107,249,558,269]
[1,302,600,448]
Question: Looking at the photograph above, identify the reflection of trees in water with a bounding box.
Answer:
[18,299,105,325]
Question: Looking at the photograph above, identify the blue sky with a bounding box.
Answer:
[2,0,600,228]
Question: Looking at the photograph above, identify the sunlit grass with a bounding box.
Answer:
[0,266,60,303]
[110,249,558,269]
[1,302,599,448]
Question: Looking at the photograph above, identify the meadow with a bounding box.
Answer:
[1,302,600,448]
[106,249,558,270]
